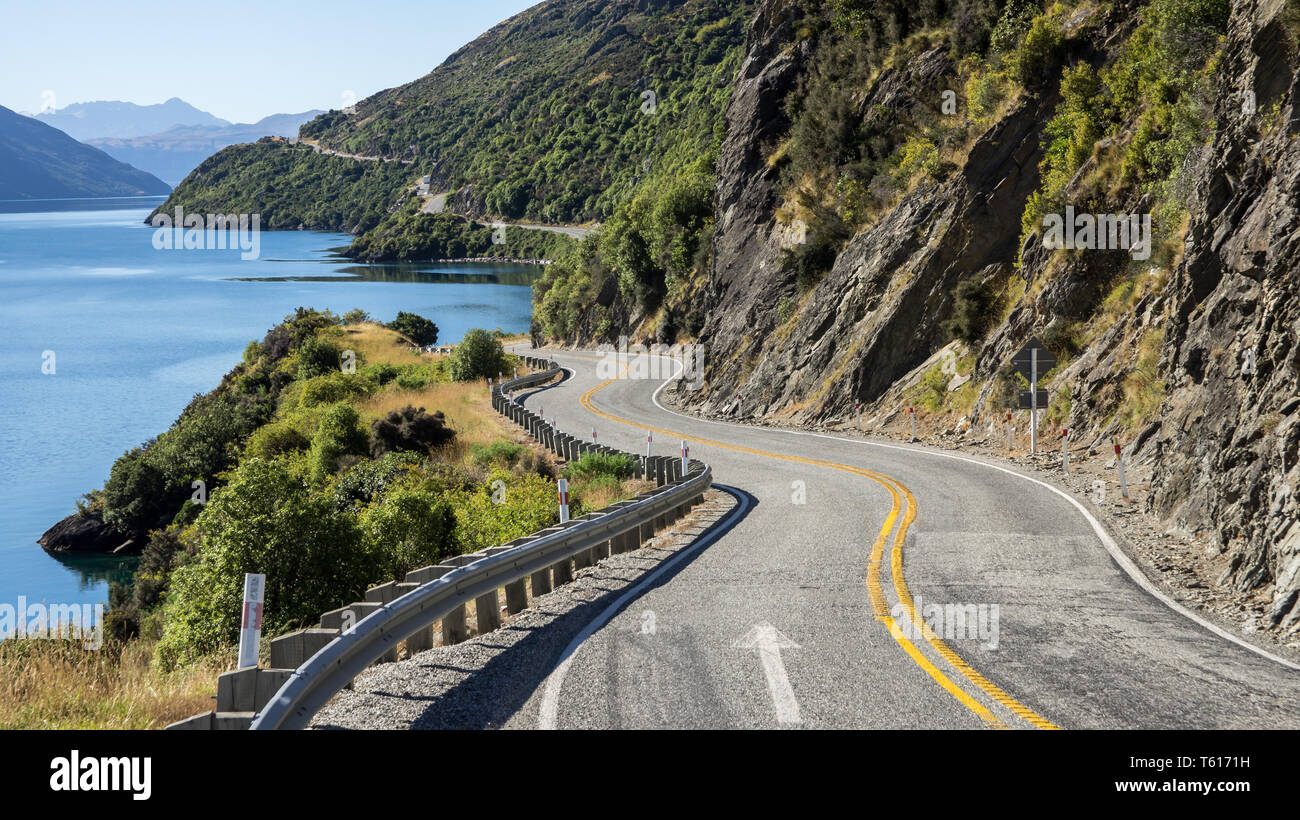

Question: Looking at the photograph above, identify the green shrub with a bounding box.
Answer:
[448,470,556,553]
[101,448,168,535]
[308,404,369,484]
[563,452,636,482]
[448,329,509,381]
[360,486,456,580]
[369,405,455,457]
[333,451,424,510]
[470,441,528,468]
[943,277,998,344]
[244,421,310,460]
[1010,16,1063,87]
[295,335,343,380]
[154,457,371,670]
[387,312,439,347]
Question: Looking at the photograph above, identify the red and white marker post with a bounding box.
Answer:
[557,479,570,523]
[1006,412,1013,451]
[592,427,598,443]
[855,399,862,431]
[1113,437,1130,500]
[908,403,917,442]
[681,440,689,474]
[237,572,266,669]
[1062,428,1070,474]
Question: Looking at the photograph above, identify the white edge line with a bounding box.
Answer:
[536,484,752,729]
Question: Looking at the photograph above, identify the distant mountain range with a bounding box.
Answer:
[33,97,228,141]
[0,104,170,200]
[86,111,323,185]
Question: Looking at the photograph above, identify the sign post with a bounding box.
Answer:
[237,573,265,670]
[1011,338,1057,456]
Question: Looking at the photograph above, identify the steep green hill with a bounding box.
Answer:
[156,0,756,260]
[0,105,171,199]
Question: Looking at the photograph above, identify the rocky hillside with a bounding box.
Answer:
[539,0,1300,638]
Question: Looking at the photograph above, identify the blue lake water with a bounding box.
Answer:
[0,196,539,611]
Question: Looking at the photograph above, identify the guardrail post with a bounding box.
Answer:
[443,605,468,645]
[475,590,500,634]
[552,555,573,586]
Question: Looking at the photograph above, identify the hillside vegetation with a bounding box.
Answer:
[155,0,757,266]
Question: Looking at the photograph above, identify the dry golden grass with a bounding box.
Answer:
[0,638,222,729]
[361,380,501,446]
[335,321,435,368]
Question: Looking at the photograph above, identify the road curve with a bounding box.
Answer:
[502,347,1300,730]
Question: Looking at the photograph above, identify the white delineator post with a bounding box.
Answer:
[1113,437,1130,500]
[908,403,917,442]
[592,427,597,442]
[646,430,653,459]
[1030,347,1039,455]
[1006,412,1013,451]
[855,399,862,431]
[681,440,689,474]
[1062,428,1070,473]
[557,479,570,523]
[237,573,266,669]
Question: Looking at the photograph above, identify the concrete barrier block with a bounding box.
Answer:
[269,628,339,670]
[254,668,295,711]
[320,601,382,631]
[213,712,255,730]
[165,712,214,731]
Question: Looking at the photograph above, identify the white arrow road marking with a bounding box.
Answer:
[536,486,752,729]
[733,622,802,725]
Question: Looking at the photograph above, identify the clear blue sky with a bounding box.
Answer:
[0,0,541,123]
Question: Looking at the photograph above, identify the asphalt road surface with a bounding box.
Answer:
[498,346,1300,730]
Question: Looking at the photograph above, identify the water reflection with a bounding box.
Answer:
[44,551,140,596]
[227,261,544,286]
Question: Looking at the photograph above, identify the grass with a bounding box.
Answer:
[1119,329,1165,429]
[0,638,222,729]
[336,321,433,367]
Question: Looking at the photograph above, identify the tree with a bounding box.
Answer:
[387,312,439,347]
[448,329,509,381]
[102,447,167,535]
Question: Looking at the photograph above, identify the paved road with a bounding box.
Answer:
[501,347,1300,729]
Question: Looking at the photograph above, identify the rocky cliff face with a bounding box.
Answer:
[676,0,1300,634]
[1148,0,1300,630]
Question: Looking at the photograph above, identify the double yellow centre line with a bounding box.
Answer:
[570,363,1058,730]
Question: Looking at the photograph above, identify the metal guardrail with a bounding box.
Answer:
[249,355,711,730]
